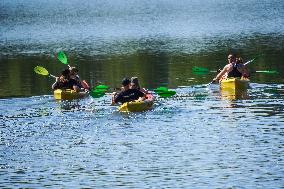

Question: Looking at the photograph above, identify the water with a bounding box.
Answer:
[1,85,284,188]
[1,0,284,188]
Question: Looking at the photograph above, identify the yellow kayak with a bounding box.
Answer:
[220,87,249,100]
[118,94,154,112]
[53,89,88,100]
[220,77,249,91]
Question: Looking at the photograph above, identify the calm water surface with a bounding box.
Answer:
[1,0,284,188]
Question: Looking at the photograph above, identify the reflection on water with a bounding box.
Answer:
[0,37,284,99]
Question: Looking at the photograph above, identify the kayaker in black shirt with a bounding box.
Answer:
[52,69,80,92]
[112,77,145,104]
[69,67,90,91]
[213,54,248,82]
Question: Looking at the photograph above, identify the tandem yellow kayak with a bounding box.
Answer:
[220,77,249,91]
[118,94,154,112]
[53,89,88,100]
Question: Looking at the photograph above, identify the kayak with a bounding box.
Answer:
[220,87,249,100]
[220,77,249,91]
[118,94,154,112]
[53,89,88,100]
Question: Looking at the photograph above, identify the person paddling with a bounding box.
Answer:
[69,67,90,91]
[52,69,80,92]
[213,54,248,82]
[112,77,145,105]
[130,77,148,94]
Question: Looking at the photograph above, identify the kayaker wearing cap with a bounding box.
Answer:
[112,77,145,105]
[130,77,148,94]
[213,54,247,82]
[52,69,80,92]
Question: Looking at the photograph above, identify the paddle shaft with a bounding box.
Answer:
[49,74,57,78]
[243,58,255,66]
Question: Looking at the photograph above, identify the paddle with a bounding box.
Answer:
[192,66,209,72]
[90,89,106,98]
[153,87,176,97]
[206,80,215,87]
[94,85,109,92]
[193,55,263,74]
[57,51,71,68]
[89,85,176,98]
[34,66,56,78]
[89,85,110,98]
[243,54,263,66]
[254,70,279,74]
[154,87,168,93]
[156,90,176,98]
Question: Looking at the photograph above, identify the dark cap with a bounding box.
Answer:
[121,77,130,86]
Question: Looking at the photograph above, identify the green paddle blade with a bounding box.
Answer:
[192,66,209,72]
[255,70,278,74]
[90,89,105,98]
[157,90,176,98]
[34,66,49,76]
[95,85,109,90]
[154,87,168,93]
[57,51,68,65]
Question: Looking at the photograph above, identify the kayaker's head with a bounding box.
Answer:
[59,69,70,82]
[236,57,243,64]
[69,67,78,74]
[227,54,236,64]
[69,67,79,79]
[61,69,70,78]
[130,77,140,90]
[121,77,130,90]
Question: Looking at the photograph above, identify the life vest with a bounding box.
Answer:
[227,63,242,78]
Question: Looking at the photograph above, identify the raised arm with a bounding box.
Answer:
[213,65,228,81]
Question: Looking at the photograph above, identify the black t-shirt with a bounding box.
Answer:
[114,89,145,104]
[54,79,78,90]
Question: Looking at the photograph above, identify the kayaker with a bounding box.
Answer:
[130,77,148,94]
[52,69,80,92]
[213,54,247,82]
[69,67,90,91]
[112,77,145,105]
[236,57,250,78]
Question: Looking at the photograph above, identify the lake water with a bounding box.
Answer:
[1,0,284,188]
